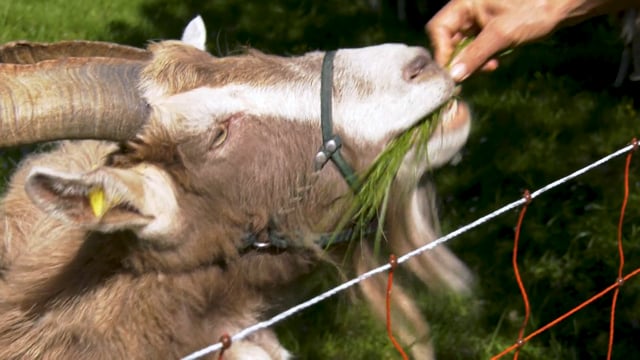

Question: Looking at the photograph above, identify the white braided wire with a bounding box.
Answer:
[182,141,637,360]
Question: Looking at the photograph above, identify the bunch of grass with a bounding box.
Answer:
[331,39,473,251]
[336,102,449,252]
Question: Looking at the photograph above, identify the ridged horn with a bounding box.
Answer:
[0,57,150,147]
[0,40,151,63]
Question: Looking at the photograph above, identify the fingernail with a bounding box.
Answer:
[449,63,468,82]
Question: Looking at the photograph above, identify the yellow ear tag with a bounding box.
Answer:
[88,187,107,217]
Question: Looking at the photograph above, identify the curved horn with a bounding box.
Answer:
[0,40,151,63]
[0,57,150,147]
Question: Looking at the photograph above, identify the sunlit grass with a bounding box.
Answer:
[0,0,149,42]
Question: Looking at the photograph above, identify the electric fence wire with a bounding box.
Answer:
[182,141,637,360]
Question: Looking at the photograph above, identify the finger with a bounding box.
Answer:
[449,26,511,81]
[426,22,456,67]
[426,1,473,67]
[481,59,499,72]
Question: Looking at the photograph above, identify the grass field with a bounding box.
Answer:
[0,0,144,42]
[1,1,639,359]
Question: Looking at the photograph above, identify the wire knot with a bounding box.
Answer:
[217,333,232,360]
[388,254,398,269]
[522,190,532,205]
[220,334,232,350]
[631,137,638,152]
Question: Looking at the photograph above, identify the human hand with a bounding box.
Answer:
[426,0,634,81]
[427,0,567,81]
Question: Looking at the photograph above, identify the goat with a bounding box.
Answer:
[0,16,472,359]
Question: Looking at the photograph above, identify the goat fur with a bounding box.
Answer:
[0,17,472,359]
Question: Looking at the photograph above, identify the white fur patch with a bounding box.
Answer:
[149,78,451,144]
[149,84,317,132]
[145,43,456,145]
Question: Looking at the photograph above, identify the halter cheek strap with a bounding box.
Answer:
[314,50,359,191]
[240,51,365,252]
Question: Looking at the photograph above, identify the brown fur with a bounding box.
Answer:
[141,43,373,101]
[0,39,471,360]
[0,104,362,358]
[142,42,314,96]
[0,139,326,359]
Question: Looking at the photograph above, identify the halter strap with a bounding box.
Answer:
[239,51,367,253]
[314,50,359,191]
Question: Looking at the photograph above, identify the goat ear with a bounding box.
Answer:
[181,15,207,51]
[25,165,180,237]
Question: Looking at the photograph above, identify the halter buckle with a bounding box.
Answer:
[314,136,342,171]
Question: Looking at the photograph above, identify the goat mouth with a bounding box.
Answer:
[436,97,470,132]
[434,86,471,131]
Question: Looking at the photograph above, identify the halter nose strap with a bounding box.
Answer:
[315,50,359,191]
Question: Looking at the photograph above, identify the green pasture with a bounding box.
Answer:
[1,1,639,359]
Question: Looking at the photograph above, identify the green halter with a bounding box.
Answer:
[314,50,359,191]
[240,51,368,252]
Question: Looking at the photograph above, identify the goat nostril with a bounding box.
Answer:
[403,55,430,82]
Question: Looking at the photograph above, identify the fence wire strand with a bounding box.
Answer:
[385,254,409,360]
[512,191,532,360]
[182,141,638,360]
[492,138,637,359]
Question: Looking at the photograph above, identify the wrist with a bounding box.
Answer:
[557,0,640,25]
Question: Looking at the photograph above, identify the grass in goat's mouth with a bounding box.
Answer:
[330,40,473,251]
[333,98,456,251]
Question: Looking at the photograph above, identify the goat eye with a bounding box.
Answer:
[210,126,228,149]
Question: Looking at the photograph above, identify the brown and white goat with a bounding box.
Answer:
[0,17,472,359]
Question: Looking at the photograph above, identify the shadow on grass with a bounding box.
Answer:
[105,0,429,54]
